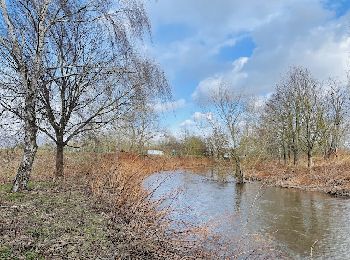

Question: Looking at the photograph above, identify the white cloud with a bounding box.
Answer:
[190,3,350,100]
[192,112,212,121]
[192,57,249,101]
[153,99,186,113]
[179,119,195,128]
[179,111,213,130]
[146,0,350,101]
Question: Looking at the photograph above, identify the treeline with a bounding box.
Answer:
[262,67,349,168]
[170,66,350,183]
[100,66,349,183]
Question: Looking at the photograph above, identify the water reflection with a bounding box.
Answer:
[145,171,350,259]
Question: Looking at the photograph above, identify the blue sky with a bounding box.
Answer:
[145,0,350,135]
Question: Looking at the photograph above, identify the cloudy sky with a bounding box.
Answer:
[145,0,350,134]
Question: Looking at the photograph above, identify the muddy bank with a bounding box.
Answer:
[245,160,350,197]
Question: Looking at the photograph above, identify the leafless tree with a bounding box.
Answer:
[262,67,335,168]
[0,0,169,189]
[263,91,290,164]
[205,125,229,159]
[0,0,58,191]
[117,104,161,154]
[323,79,349,158]
[37,0,169,177]
[296,69,324,168]
[206,84,248,183]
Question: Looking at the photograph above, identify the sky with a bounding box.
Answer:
[144,0,350,135]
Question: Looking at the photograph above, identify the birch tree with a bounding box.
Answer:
[0,0,169,188]
[0,0,55,191]
[37,0,168,177]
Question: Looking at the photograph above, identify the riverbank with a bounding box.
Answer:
[3,150,349,258]
[245,155,350,197]
[0,152,214,259]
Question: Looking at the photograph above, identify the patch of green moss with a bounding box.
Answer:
[0,246,12,260]
[4,192,25,202]
[0,183,12,193]
[25,250,44,260]
[28,181,57,190]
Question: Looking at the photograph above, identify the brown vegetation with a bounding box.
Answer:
[245,152,350,197]
[2,148,349,259]
[0,150,215,259]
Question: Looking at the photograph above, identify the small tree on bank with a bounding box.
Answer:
[205,85,248,183]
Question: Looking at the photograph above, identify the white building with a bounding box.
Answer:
[147,150,164,156]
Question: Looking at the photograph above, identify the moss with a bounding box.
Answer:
[0,183,12,193]
[28,181,58,190]
[25,251,44,260]
[3,192,25,202]
[0,246,12,260]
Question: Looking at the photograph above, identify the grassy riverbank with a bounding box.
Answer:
[0,151,213,259]
[2,149,347,258]
[246,153,350,197]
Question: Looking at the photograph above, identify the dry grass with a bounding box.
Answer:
[0,149,310,259]
[245,152,350,197]
[0,150,217,259]
[81,153,215,259]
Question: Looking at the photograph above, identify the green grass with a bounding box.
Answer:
[0,246,12,260]
[24,251,44,260]
[0,181,113,259]
[0,183,12,193]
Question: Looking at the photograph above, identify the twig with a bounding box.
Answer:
[310,239,319,258]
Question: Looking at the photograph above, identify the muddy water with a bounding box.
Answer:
[145,171,350,259]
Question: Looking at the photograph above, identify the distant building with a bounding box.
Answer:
[223,152,231,159]
[147,150,164,156]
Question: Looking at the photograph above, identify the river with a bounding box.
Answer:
[145,171,350,259]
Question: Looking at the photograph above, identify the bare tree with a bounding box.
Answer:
[261,67,339,168]
[0,0,57,191]
[263,91,290,164]
[296,69,324,168]
[323,79,349,158]
[36,0,169,177]
[207,84,247,183]
[117,104,161,154]
[206,125,229,159]
[0,0,169,188]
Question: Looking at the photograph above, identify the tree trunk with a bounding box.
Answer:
[55,142,64,178]
[232,150,244,184]
[12,96,38,192]
[307,149,313,169]
[293,144,298,166]
[326,135,338,159]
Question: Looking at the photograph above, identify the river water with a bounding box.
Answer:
[145,171,350,259]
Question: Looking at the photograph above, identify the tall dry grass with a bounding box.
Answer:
[0,150,217,258]
[1,149,292,258]
[245,152,350,196]
[85,153,215,259]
